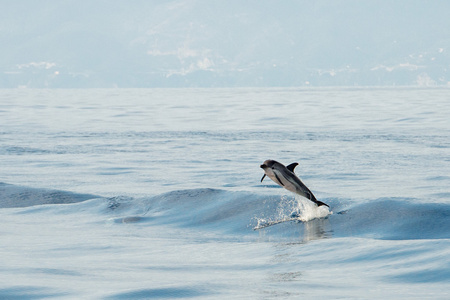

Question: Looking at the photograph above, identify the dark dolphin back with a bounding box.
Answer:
[282,167,329,208]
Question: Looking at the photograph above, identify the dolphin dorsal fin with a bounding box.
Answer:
[286,162,298,172]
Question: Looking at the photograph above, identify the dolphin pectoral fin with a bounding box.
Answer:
[260,174,266,182]
[274,173,284,186]
[286,162,298,172]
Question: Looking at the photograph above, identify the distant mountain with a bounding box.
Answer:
[1,0,449,88]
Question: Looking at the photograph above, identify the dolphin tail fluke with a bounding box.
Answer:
[314,200,330,208]
[308,191,330,208]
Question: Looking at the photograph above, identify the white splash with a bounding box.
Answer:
[280,195,332,222]
[296,197,332,222]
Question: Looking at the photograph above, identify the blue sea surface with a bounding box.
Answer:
[0,88,449,299]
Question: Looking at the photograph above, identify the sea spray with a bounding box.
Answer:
[254,194,332,229]
[295,196,332,222]
[278,194,332,222]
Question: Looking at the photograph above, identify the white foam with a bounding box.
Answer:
[296,196,332,222]
[270,194,332,222]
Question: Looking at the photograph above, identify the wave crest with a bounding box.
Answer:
[2,183,449,241]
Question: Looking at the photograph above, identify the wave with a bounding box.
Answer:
[0,182,98,208]
[1,183,449,241]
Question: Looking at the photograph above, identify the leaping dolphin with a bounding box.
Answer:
[260,159,329,207]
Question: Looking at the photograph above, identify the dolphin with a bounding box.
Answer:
[260,159,329,207]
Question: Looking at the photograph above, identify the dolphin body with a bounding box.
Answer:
[260,159,329,207]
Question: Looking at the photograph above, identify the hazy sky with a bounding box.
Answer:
[1,0,449,88]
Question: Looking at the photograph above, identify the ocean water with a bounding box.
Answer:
[0,88,449,299]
